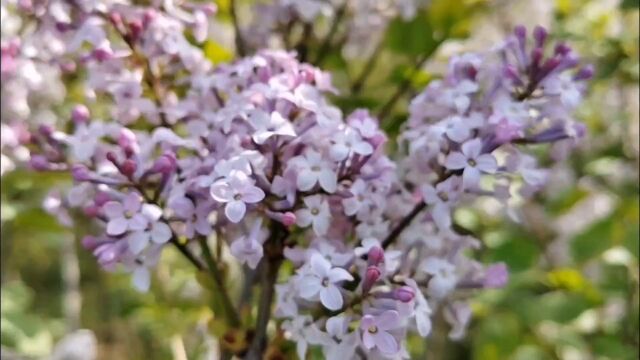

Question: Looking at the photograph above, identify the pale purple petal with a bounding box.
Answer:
[330,144,349,161]
[476,154,497,173]
[103,202,123,219]
[462,166,481,188]
[312,215,330,235]
[123,193,142,213]
[328,267,354,283]
[298,276,321,298]
[241,185,265,203]
[107,217,128,236]
[129,214,149,231]
[132,267,150,292]
[375,310,400,330]
[310,253,331,276]
[128,231,149,255]
[432,203,451,229]
[150,222,172,243]
[210,182,233,202]
[295,209,313,227]
[320,285,343,310]
[141,204,163,221]
[353,141,373,156]
[461,138,482,158]
[445,152,467,170]
[362,332,376,350]
[373,331,399,355]
[225,201,246,223]
[318,169,337,193]
[297,171,317,191]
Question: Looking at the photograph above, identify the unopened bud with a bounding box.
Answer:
[94,191,111,206]
[83,205,100,218]
[533,26,547,48]
[362,266,382,294]
[71,164,91,181]
[367,246,384,266]
[393,286,416,303]
[71,104,90,125]
[574,64,594,81]
[82,235,100,251]
[282,212,297,227]
[30,155,50,171]
[121,159,137,177]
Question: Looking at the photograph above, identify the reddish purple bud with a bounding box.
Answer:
[370,133,386,149]
[71,164,92,181]
[530,48,544,68]
[554,42,572,56]
[362,266,382,294]
[483,263,509,288]
[282,212,297,227]
[367,246,385,266]
[128,20,143,41]
[108,12,123,28]
[30,155,50,171]
[94,191,111,206]
[151,153,176,174]
[71,104,90,125]
[533,26,547,48]
[59,60,77,74]
[574,64,594,81]
[55,22,72,33]
[142,9,157,27]
[121,159,137,177]
[106,151,118,164]
[92,47,112,62]
[82,235,100,251]
[201,4,217,15]
[393,286,416,303]
[83,205,99,218]
[38,124,54,138]
[513,25,527,42]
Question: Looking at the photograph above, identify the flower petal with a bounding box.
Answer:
[461,138,482,158]
[107,217,128,236]
[298,276,321,298]
[210,181,233,202]
[320,285,343,310]
[132,267,150,292]
[129,213,149,231]
[444,152,467,170]
[462,166,481,189]
[328,267,354,283]
[310,253,331,276]
[296,170,317,191]
[318,169,337,193]
[241,185,265,203]
[373,331,399,355]
[225,201,246,223]
[476,154,497,173]
[103,201,123,219]
[128,231,150,255]
[376,310,400,330]
[150,222,172,243]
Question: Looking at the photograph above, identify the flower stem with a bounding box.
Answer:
[244,222,288,359]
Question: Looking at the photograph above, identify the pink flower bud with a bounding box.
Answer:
[82,235,99,251]
[201,4,217,15]
[370,133,386,149]
[121,159,137,177]
[281,212,297,227]
[83,205,99,218]
[94,191,111,206]
[71,164,91,181]
[106,151,118,165]
[367,246,384,266]
[151,153,176,174]
[92,47,112,62]
[30,155,50,171]
[393,286,415,303]
[71,105,90,125]
[362,266,381,294]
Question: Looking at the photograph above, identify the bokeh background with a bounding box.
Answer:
[1,0,638,359]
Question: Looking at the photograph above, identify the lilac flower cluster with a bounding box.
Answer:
[10,1,591,357]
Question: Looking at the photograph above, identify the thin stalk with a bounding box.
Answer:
[197,236,241,327]
[230,0,247,56]
[350,40,384,94]
[313,4,347,65]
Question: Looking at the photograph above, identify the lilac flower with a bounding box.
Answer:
[291,150,337,193]
[482,262,509,288]
[127,205,172,255]
[360,310,401,355]
[248,110,296,144]
[296,195,331,236]
[229,218,265,269]
[420,257,458,299]
[102,193,149,236]
[330,127,373,161]
[421,176,462,230]
[298,254,353,310]
[445,138,497,189]
[209,170,265,223]
[168,197,212,238]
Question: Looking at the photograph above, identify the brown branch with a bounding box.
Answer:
[230,0,247,56]
[244,222,288,359]
[313,4,347,65]
[350,40,384,94]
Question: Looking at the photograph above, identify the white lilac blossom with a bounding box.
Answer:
[17,5,591,356]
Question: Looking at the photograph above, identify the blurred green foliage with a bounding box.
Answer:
[1,0,638,359]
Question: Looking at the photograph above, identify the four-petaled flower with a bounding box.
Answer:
[248,110,296,145]
[298,253,353,310]
[296,195,331,236]
[444,138,497,189]
[360,310,401,355]
[103,192,149,236]
[292,150,337,193]
[210,170,265,223]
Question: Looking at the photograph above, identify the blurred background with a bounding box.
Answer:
[1,0,638,359]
